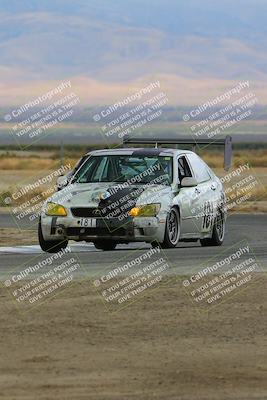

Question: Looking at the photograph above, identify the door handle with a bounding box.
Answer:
[211,184,216,191]
[195,188,201,194]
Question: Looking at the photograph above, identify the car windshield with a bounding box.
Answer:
[72,154,173,185]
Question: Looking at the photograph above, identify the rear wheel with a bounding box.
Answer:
[38,220,68,253]
[200,210,225,247]
[161,207,180,248]
[93,240,117,251]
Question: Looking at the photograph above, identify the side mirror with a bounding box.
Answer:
[56,173,72,191]
[181,177,198,187]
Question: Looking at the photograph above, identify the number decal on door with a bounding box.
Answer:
[202,201,214,231]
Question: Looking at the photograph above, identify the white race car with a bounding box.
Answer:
[38,137,232,252]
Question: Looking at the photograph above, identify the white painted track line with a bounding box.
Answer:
[0,243,96,254]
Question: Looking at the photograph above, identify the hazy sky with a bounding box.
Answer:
[1,0,266,105]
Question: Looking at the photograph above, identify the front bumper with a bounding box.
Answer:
[40,214,166,243]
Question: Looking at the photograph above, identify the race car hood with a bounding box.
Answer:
[49,182,172,210]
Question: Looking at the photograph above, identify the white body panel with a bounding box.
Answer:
[40,148,226,245]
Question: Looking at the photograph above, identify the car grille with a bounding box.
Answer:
[71,207,99,217]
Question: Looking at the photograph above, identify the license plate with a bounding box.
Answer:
[80,218,96,228]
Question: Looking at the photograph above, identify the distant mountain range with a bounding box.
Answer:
[1,0,267,106]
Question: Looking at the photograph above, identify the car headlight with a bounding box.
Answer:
[45,202,67,216]
[129,203,161,217]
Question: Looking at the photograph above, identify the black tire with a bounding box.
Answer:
[200,210,225,247]
[93,240,117,251]
[38,220,68,253]
[161,207,180,248]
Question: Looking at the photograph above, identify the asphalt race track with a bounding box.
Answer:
[0,214,266,280]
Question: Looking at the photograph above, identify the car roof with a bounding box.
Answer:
[86,147,194,157]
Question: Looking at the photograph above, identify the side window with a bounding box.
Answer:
[178,156,192,183]
[187,153,211,183]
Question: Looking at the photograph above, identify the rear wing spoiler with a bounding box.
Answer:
[123,135,232,171]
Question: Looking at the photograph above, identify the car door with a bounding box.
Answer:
[186,153,216,235]
[173,155,200,235]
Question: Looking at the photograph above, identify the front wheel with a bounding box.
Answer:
[200,210,225,247]
[161,207,180,248]
[38,220,68,253]
[93,240,117,251]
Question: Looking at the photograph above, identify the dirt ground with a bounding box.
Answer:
[0,276,267,400]
[0,228,38,246]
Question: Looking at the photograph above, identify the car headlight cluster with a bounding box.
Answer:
[129,203,161,217]
[45,202,67,216]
